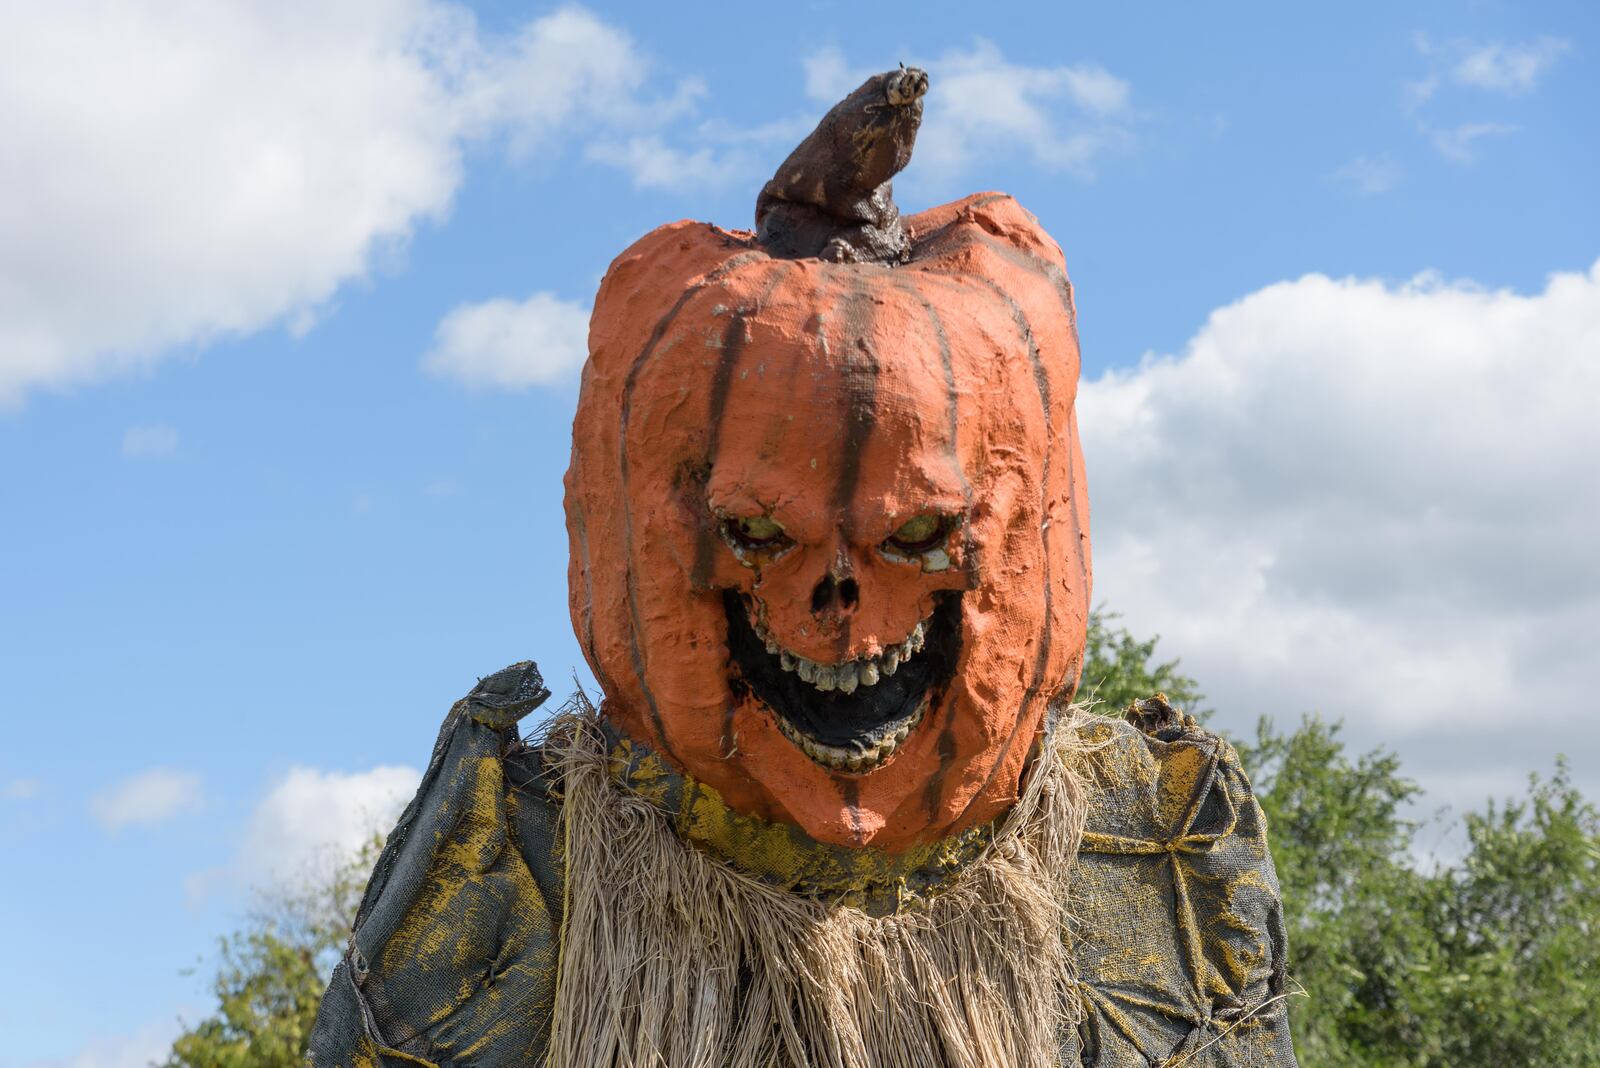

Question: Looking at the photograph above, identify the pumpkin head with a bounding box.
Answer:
[565,69,1090,852]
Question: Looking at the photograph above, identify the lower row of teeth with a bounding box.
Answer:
[774,706,924,772]
[759,618,928,695]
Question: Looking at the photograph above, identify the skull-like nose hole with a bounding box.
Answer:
[810,575,861,615]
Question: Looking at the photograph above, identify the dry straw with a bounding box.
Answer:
[542,708,1088,1068]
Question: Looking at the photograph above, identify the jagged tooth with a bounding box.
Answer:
[837,662,859,694]
[814,664,837,691]
[846,752,866,772]
[797,658,816,683]
[859,661,880,687]
[883,648,901,675]
[765,638,780,654]
[910,621,926,652]
[780,650,796,672]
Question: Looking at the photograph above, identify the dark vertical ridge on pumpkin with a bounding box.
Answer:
[831,272,880,662]
[891,277,973,820]
[691,262,794,591]
[831,272,880,525]
[917,221,1076,331]
[892,279,971,506]
[971,230,1077,333]
[956,277,1058,823]
[616,249,769,757]
[688,308,750,591]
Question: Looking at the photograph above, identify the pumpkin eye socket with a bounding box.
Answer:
[885,513,948,555]
[724,515,790,551]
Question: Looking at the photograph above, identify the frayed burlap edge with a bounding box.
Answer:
[542,705,1088,1068]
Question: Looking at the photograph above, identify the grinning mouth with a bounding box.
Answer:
[723,590,961,773]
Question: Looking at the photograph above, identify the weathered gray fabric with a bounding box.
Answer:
[307,662,561,1066]
[1069,697,1297,1065]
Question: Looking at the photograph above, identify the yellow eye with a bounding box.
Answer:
[726,515,788,549]
[886,514,946,553]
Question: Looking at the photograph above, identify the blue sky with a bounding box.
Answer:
[2,2,1596,1063]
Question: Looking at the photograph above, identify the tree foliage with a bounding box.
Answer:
[161,839,378,1068]
[1078,608,1206,717]
[165,619,1600,1065]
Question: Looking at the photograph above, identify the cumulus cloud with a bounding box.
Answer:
[89,768,203,831]
[804,41,1134,183]
[425,291,591,388]
[1079,260,1600,804]
[231,765,419,891]
[0,3,709,407]
[121,423,179,458]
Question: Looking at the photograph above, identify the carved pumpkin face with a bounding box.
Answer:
[565,192,1090,852]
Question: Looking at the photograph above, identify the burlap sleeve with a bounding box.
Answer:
[1067,696,1298,1067]
[306,662,564,1067]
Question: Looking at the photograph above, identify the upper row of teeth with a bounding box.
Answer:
[753,617,928,695]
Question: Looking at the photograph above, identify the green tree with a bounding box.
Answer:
[1417,761,1600,1067]
[162,839,378,1068]
[1239,723,1600,1067]
[1238,716,1438,1066]
[1078,608,1205,717]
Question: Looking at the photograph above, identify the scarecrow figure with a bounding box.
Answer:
[310,69,1297,1067]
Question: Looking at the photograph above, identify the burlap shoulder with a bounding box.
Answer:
[306,662,563,1068]
[1068,695,1297,1067]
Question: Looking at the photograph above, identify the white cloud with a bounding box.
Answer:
[1403,34,1567,163]
[4,777,42,800]
[1079,260,1600,804]
[1429,120,1515,164]
[463,9,704,156]
[219,765,419,895]
[803,46,857,103]
[804,42,1134,183]
[585,136,728,192]
[0,3,704,408]
[1329,155,1402,196]
[121,423,179,458]
[1403,73,1439,111]
[921,40,1132,178]
[1452,36,1570,93]
[89,768,202,831]
[425,291,591,388]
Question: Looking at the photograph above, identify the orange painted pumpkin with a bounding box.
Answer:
[565,69,1090,851]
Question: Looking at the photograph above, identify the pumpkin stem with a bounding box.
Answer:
[756,66,928,264]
